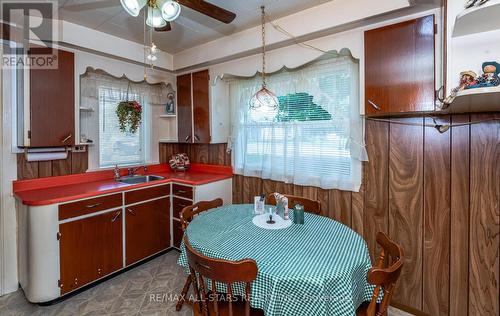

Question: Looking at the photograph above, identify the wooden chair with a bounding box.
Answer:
[266,193,321,215]
[356,232,404,316]
[184,236,264,316]
[175,198,223,311]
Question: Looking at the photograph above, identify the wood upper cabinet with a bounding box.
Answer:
[364,15,435,116]
[29,47,75,147]
[177,73,193,143]
[59,210,123,294]
[125,197,170,265]
[176,70,210,143]
[192,70,210,143]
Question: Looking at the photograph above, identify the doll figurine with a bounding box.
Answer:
[443,70,477,105]
[469,61,500,88]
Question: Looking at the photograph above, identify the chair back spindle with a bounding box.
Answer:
[181,198,223,231]
[184,236,258,316]
[363,232,404,316]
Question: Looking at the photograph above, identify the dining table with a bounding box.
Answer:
[177,204,377,316]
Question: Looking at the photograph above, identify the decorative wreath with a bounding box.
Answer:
[116,100,142,134]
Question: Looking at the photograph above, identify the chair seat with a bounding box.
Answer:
[193,299,265,316]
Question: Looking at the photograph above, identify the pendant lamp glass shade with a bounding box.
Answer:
[158,0,181,21]
[249,85,279,110]
[120,0,147,17]
[146,6,167,28]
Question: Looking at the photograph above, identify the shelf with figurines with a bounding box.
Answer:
[439,61,500,114]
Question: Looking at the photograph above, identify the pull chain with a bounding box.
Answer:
[261,6,266,88]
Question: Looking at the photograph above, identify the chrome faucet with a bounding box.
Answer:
[127,165,148,176]
[113,165,120,180]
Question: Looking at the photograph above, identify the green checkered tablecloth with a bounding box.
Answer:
[178,204,376,316]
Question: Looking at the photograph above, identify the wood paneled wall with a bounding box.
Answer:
[17,151,88,180]
[159,143,230,166]
[161,114,499,316]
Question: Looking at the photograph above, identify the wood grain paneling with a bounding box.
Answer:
[159,143,230,166]
[159,116,500,316]
[449,114,470,316]
[364,120,389,261]
[389,117,424,309]
[468,114,499,316]
[423,117,451,316]
[17,150,89,180]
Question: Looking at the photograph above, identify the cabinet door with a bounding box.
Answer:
[192,70,210,143]
[365,15,435,115]
[59,210,123,294]
[177,73,193,143]
[125,197,170,265]
[29,48,75,147]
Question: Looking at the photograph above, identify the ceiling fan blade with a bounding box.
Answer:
[154,22,172,32]
[177,0,236,24]
[61,0,120,12]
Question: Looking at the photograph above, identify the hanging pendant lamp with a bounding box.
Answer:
[249,6,279,110]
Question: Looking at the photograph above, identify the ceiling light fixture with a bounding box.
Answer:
[158,0,181,21]
[249,6,278,111]
[146,6,167,28]
[120,0,147,17]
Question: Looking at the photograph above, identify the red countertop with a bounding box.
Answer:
[13,163,233,206]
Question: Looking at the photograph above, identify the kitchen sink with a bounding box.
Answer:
[117,175,165,184]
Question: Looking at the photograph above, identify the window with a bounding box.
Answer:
[98,87,145,168]
[230,54,365,192]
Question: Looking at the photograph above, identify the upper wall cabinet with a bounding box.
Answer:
[364,15,436,116]
[28,48,75,147]
[176,70,230,144]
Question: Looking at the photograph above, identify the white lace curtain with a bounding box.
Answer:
[229,54,367,192]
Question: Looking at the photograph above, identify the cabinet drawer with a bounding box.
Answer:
[173,220,183,248]
[125,184,170,205]
[172,184,193,199]
[173,197,192,219]
[59,193,122,220]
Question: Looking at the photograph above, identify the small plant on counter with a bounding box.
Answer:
[116,100,142,134]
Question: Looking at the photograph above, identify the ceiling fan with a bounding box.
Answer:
[121,0,236,31]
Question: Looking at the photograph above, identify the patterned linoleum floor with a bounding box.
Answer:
[0,251,413,316]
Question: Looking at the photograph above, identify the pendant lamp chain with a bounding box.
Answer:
[249,5,279,111]
[261,5,267,88]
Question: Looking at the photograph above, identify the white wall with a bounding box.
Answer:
[185,8,442,116]
[173,0,411,70]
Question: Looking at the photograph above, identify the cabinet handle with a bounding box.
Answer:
[86,203,102,208]
[61,134,72,143]
[368,100,381,111]
[194,134,200,142]
[127,208,136,216]
[97,268,102,276]
[74,278,78,285]
[177,190,186,194]
[184,135,191,142]
[111,211,122,222]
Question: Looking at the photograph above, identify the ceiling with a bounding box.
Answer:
[57,0,334,54]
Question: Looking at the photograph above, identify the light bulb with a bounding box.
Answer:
[120,0,147,17]
[146,6,167,28]
[158,0,181,21]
